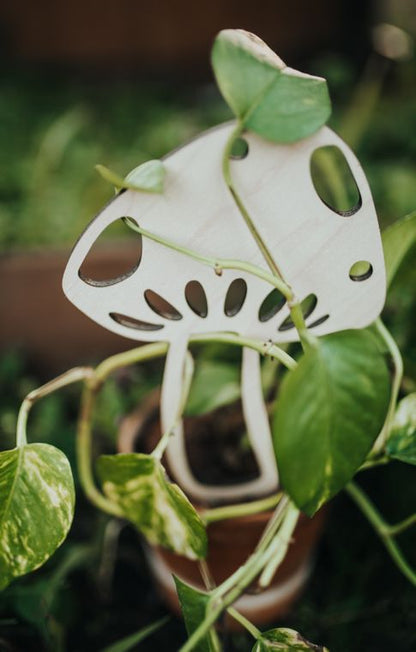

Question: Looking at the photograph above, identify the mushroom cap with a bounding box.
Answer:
[62,122,385,343]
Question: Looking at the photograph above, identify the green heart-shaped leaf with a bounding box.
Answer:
[273,330,391,515]
[253,627,328,651]
[97,453,207,559]
[386,393,416,465]
[0,443,75,590]
[382,211,416,288]
[95,159,165,193]
[174,576,219,652]
[211,29,331,143]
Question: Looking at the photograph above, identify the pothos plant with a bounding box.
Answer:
[2,29,416,652]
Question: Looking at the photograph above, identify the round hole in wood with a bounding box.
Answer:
[349,261,373,281]
[229,137,249,160]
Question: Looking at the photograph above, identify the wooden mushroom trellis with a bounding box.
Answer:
[62,30,386,504]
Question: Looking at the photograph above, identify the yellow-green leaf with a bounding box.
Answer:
[97,453,207,560]
[253,627,328,651]
[95,159,165,193]
[0,443,75,590]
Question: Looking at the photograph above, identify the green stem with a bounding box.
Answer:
[192,333,296,370]
[222,123,312,349]
[359,454,389,472]
[94,342,169,384]
[77,382,124,518]
[202,492,282,524]
[254,494,290,553]
[222,123,285,280]
[16,367,93,448]
[212,496,289,602]
[385,513,416,537]
[94,334,295,381]
[180,500,293,651]
[258,503,300,587]
[372,318,404,453]
[346,482,416,586]
[227,607,261,639]
[129,222,292,300]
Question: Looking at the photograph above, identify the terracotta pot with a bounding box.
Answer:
[118,395,326,627]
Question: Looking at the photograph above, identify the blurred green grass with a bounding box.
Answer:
[0,55,415,252]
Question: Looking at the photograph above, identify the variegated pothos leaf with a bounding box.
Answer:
[0,443,75,590]
[97,453,207,560]
[253,627,328,651]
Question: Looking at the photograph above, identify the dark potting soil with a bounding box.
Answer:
[134,401,260,489]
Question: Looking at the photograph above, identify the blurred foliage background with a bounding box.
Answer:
[1,1,416,651]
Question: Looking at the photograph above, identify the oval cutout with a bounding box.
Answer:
[229,137,249,160]
[310,146,361,216]
[79,217,142,287]
[258,289,286,322]
[109,312,164,331]
[185,281,208,318]
[144,290,182,320]
[349,261,373,282]
[278,294,318,332]
[224,279,247,317]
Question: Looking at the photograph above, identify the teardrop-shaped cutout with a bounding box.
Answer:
[224,279,247,317]
[278,294,318,332]
[229,137,249,160]
[310,146,361,216]
[185,281,208,318]
[259,289,286,322]
[308,314,330,328]
[349,261,373,282]
[79,217,142,287]
[144,290,182,320]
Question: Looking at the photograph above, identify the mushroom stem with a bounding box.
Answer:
[240,347,279,493]
[161,338,285,503]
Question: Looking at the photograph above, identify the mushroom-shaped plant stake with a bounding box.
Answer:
[63,31,386,504]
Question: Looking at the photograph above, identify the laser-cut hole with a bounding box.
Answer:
[229,137,249,160]
[310,146,361,216]
[259,289,286,322]
[224,279,247,317]
[309,314,330,328]
[278,294,318,332]
[109,312,164,331]
[79,217,142,287]
[185,281,208,317]
[144,290,182,320]
[349,261,373,281]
